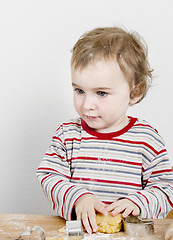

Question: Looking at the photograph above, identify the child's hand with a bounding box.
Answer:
[105,198,140,218]
[74,194,107,234]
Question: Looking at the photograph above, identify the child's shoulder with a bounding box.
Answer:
[60,117,81,127]
[55,117,82,134]
[132,117,165,147]
[133,117,159,134]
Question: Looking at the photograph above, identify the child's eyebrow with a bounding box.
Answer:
[72,83,111,90]
[72,83,78,87]
[94,87,112,90]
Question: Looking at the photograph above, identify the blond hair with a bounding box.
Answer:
[71,27,153,104]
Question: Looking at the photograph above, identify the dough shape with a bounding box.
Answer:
[96,213,123,234]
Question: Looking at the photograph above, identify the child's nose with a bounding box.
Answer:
[83,96,95,110]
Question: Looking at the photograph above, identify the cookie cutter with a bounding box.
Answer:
[14,225,46,240]
[66,220,84,239]
[123,215,154,237]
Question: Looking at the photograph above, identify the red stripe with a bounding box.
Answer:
[63,122,81,127]
[45,152,65,159]
[62,185,75,218]
[72,177,141,187]
[52,136,63,143]
[65,138,81,143]
[55,126,61,132]
[167,195,173,208]
[137,191,149,204]
[159,149,167,154]
[156,206,161,218]
[41,173,52,187]
[115,138,165,155]
[134,123,159,133]
[152,168,173,175]
[37,167,70,179]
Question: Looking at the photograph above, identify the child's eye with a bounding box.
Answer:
[75,88,84,94]
[97,91,107,97]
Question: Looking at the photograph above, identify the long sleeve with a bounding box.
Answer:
[37,117,173,220]
[36,123,91,220]
[126,145,173,219]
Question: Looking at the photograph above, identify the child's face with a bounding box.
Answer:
[71,59,135,133]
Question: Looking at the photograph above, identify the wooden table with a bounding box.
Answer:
[0,214,172,240]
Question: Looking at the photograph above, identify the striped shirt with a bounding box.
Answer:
[36,116,173,220]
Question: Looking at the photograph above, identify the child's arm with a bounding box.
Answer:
[117,149,173,219]
[36,124,92,220]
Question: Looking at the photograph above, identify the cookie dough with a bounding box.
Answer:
[96,213,123,234]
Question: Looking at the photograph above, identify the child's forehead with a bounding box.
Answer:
[72,57,132,79]
[71,58,131,87]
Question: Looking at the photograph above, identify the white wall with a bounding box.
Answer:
[0,0,173,215]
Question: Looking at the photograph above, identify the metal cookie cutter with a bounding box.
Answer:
[66,220,84,240]
[14,225,46,240]
[123,215,154,237]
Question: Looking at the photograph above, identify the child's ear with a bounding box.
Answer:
[129,86,143,105]
[129,95,142,105]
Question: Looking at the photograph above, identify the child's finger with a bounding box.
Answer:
[95,202,108,215]
[88,210,98,233]
[105,202,117,212]
[122,207,133,218]
[81,212,92,234]
[110,206,123,216]
[76,211,82,220]
[132,207,140,216]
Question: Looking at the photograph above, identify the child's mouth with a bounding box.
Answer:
[85,115,99,120]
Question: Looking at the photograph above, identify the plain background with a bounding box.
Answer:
[0,0,173,215]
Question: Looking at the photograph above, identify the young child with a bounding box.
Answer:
[37,26,173,234]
